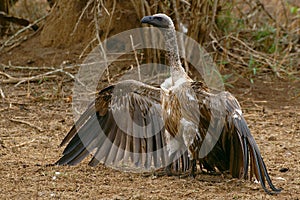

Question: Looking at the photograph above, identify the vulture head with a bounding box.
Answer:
[141,13,174,29]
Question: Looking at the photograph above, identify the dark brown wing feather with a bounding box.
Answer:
[56,80,171,171]
[165,81,281,194]
[189,82,281,194]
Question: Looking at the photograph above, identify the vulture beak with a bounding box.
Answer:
[141,16,153,24]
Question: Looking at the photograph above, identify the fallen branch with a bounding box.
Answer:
[0,11,39,31]
[0,14,48,51]
[9,118,43,132]
[0,66,78,86]
[1,64,58,70]
[0,71,57,85]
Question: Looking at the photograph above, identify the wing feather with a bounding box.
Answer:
[56,80,171,171]
[169,82,281,194]
[198,88,281,194]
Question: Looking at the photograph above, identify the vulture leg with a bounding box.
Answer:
[190,159,197,178]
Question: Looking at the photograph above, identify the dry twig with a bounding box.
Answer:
[71,0,93,36]
[79,38,97,59]
[0,87,5,99]
[0,70,56,86]
[93,3,111,84]
[130,34,141,81]
[0,64,84,86]
[11,139,36,148]
[9,118,43,132]
[209,33,248,66]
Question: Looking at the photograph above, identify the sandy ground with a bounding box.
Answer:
[0,37,299,199]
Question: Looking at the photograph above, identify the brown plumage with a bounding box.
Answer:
[57,14,281,194]
[57,80,169,169]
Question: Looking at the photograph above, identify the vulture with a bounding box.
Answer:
[56,13,281,194]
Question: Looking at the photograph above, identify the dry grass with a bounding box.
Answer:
[72,0,300,81]
[212,0,300,80]
[3,0,299,81]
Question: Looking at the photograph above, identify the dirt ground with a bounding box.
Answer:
[0,33,300,200]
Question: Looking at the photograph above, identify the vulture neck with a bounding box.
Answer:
[162,27,189,87]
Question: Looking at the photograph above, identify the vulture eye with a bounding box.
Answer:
[154,16,163,21]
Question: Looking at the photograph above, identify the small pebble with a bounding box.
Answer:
[279,167,289,173]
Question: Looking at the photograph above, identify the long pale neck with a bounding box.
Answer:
[162,28,188,82]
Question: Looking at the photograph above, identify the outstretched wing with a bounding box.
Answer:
[56,80,171,171]
[190,82,281,194]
